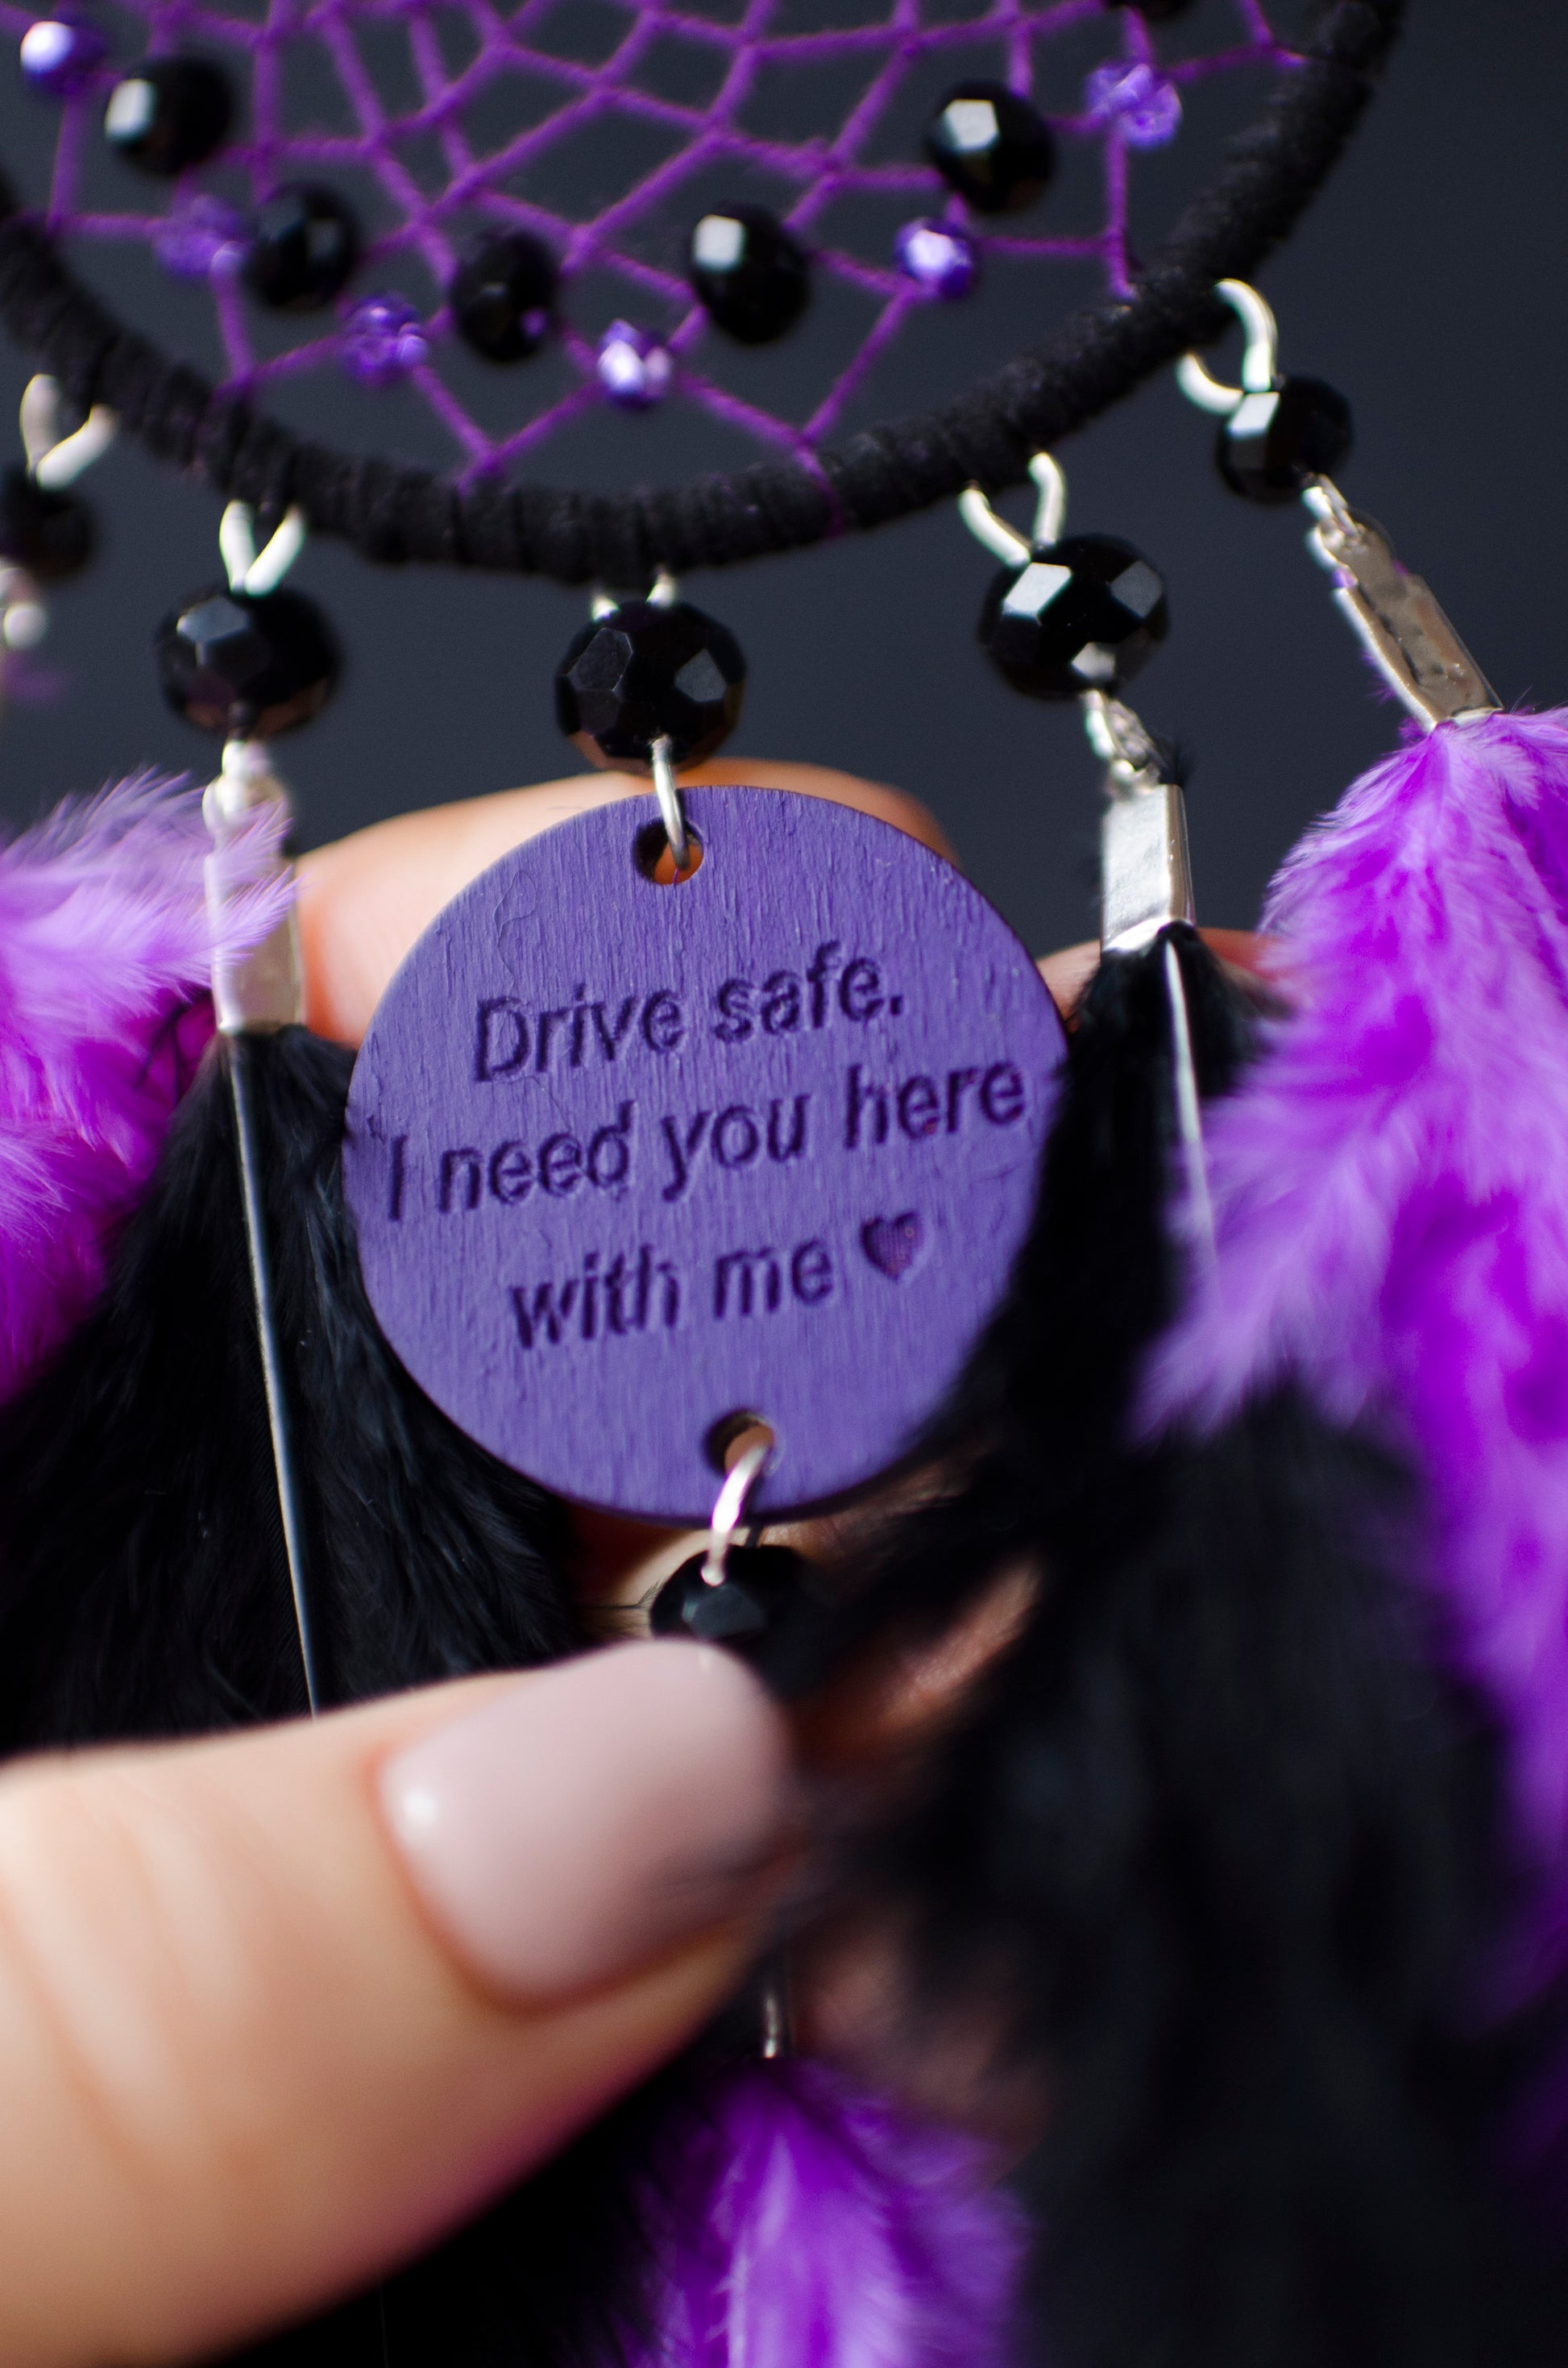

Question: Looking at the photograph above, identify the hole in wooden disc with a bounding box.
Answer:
[634,818,704,885]
[705,1410,776,1477]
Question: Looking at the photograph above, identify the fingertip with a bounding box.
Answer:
[685,758,955,862]
[380,1642,790,2005]
[0,1657,786,2364]
[1198,924,1271,978]
[1037,941,1098,1017]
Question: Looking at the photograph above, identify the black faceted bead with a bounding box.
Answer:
[980,533,1168,701]
[688,206,810,346]
[1216,376,1353,505]
[649,1545,823,1686]
[103,55,233,176]
[0,465,93,582]
[556,599,745,767]
[924,81,1055,215]
[244,184,361,312]
[155,584,341,739]
[450,232,557,362]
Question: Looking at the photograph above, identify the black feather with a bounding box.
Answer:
[777,923,1261,1685]
[883,1393,1568,2366]
[789,928,1568,2364]
[0,1024,583,1746]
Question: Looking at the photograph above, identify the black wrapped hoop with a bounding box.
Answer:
[0,0,1403,586]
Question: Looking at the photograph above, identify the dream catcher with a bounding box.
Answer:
[8,2,1561,2366]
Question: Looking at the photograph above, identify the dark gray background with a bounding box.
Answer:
[0,0,1556,958]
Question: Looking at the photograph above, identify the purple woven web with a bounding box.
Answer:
[4,0,1289,478]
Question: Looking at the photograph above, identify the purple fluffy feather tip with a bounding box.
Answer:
[1145,710,1568,1966]
[625,2058,1027,2368]
[0,771,290,1403]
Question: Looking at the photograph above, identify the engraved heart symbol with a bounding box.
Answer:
[861,1211,923,1280]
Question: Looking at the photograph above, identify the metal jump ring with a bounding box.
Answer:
[1175,278,1280,415]
[701,1437,773,1587]
[650,736,691,875]
[958,447,1069,562]
[219,500,308,596]
[19,373,117,491]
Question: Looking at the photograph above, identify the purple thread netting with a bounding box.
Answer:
[7,0,1289,475]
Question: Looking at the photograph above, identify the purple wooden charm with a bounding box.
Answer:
[344,787,1065,1523]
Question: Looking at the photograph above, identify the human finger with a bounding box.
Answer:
[0,1641,788,2368]
[297,760,952,1047]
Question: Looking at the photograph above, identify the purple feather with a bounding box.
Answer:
[0,771,289,1403]
[627,2058,1026,2368]
[1143,710,1568,1940]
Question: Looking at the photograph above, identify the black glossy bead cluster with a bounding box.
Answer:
[1216,376,1354,504]
[924,80,1056,214]
[980,533,1168,701]
[649,1544,822,1689]
[155,584,342,740]
[555,599,746,769]
[97,53,1067,365]
[0,465,93,582]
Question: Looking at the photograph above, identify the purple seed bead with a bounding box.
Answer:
[19,16,105,98]
[894,218,979,300]
[1083,60,1181,148]
[152,189,251,282]
[340,293,429,388]
[596,321,672,411]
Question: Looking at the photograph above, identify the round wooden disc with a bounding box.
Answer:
[344,787,1065,1523]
